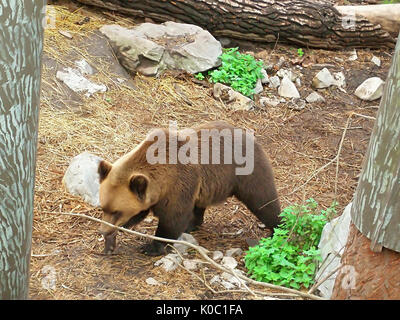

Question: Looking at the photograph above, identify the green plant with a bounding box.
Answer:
[382,0,400,4]
[208,47,264,98]
[297,48,304,57]
[194,72,205,81]
[244,199,335,290]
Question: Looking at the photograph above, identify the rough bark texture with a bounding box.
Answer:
[350,30,400,253]
[332,32,400,300]
[331,223,400,299]
[0,1,45,299]
[74,0,395,49]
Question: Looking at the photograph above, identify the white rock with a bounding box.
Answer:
[225,248,243,258]
[173,233,198,255]
[260,69,269,84]
[56,67,107,97]
[288,98,306,111]
[58,30,73,39]
[75,59,94,75]
[315,203,352,299]
[333,71,347,92]
[354,77,384,101]
[146,277,161,286]
[100,22,222,76]
[212,250,224,261]
[221,256,238,269]
[277,68,297,82]
[183,259,198,271]
[278,76,300,98]
[62,152,103,207]
[348,49,358,61]
[371,56,381,67]
[260,97,281,108]
[312,68,336,89]
[154,253,182,272]
[254,79,263,95]
[268,76,280,89]
[306,91,325,103]
[213,83,255,111]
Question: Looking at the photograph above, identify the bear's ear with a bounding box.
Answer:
[98,160,112,183]
[129,174,149,201]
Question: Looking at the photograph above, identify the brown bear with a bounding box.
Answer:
[98,121,281,256]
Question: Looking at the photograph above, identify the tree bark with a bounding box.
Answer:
[331,31,400,299]
[350,30,400,253]
[0,0,46,299]
[73,0,396,49]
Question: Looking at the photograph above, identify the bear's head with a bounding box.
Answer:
[97,160,158,236]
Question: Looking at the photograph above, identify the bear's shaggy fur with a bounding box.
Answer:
[98,121,281,255]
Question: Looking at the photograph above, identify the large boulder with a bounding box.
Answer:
[315,203,352,299]
[62,152,103,207]
[100,22,222,76]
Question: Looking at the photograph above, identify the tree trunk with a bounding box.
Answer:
[0,0,46,299]
[331,31,400,299]
[74,0,396,49]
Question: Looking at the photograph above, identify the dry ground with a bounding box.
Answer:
[29,2,394,299]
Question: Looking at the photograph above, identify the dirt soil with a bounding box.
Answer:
[29,1,395,300]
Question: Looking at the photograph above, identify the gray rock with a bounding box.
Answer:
[260,96,281,108]
[371,55,381,67]
[348,49,358,61]
[146,277,161,286]
[254,79,263,95]
[278,76,300,98]
[100,22,222,76]
[333,71,347,91]
[277,68,297,82]
[288,98,306,111]
[62,152,103,207]
[173,233,198,255]
[213,83,255,111]
[183,259,199,271]
[225,248,243,258]
[212,250,224,261]
[354,77,384,101]
[312,68,336,89]
[306,91,325,104]
[154,253,182,272]
[260,68,269,84]
[221,256,238,269]
[268,76,280,89]
[315,203,352,299]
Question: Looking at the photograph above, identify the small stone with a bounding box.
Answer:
[371,56,381,67]
[306,91,326,104]
[221,256,238,269]
[213,83,254,111]
[212,250,224,261]
[348,49,358,61]
[58,30,73,39]
[183,259,198,271]
[277,68,297,82]
[225,248,243,258]
[260,69,269,84]
[312,68,335,89]
[288,98,306,111]
[354,77,384,101]
[260,97,281,108]
[254,79,263,95]
[268,76,280,89]
[173,233,198,255]
[146,277,161,286]
[154,253,182,272]
[278,76,300,98]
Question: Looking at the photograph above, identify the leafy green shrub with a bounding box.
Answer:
[244,199,336,290]
[207,47,264,97]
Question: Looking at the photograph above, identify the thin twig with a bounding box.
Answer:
[53,211,323,300]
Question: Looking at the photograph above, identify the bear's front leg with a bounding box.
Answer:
[103,231,117,255]
[141,210,191,256]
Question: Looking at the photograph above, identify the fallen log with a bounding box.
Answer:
[73,0,397,49]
